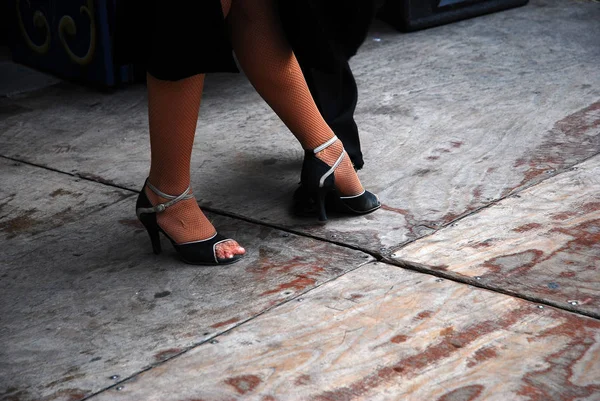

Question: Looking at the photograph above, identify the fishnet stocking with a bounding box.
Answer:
[146,73,243,258]
[147,73,203,195]
[221,0,232,17]
[144,0,363,257]
[317,141,364,196]
[228,0,364,196]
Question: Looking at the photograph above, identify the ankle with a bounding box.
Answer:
[143,180,195,210]
[315,140,344,166]
[150,194,217,243]
[147,175,190,197]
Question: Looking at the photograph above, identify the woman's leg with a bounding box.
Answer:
[227,0,363,196]
[145,48,244,259]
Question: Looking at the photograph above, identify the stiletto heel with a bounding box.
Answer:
[317,187,328,222]
[138,212,162,254]
[135,180,244,265]
[296,136,380,221]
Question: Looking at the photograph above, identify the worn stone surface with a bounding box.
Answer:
[0,60,60,97]
[90,262,600,401]
[0,158,131,245]
[1,2,600,400]
[391,155,600,318]
[0,0,598,254]
[0,176,372,401]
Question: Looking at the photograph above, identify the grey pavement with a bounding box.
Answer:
[1,0,600,400]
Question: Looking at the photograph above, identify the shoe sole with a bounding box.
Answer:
[179,254,246,266]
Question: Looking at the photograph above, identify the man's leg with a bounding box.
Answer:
[300,56,365,170]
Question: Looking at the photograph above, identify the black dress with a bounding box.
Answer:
[115,0,373,81]
[115,0,238,81]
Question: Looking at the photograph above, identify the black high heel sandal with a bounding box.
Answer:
[136,180,244,265]
[298,136,380,222]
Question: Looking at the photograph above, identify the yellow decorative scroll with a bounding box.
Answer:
[59,0,97,66]
[16,0,51,55]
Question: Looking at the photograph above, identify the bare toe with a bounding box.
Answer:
[215,240,245,260]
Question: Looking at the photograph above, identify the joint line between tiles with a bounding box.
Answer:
[4,153,599,322]
[387,257,600,321]
[0,154,137,193]
[77,259,375,400]
[0,154,382,261]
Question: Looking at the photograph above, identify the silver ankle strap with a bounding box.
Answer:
[312,136,346,187]
[320,152,345,187]
[137,181,194,217]
[313,136,338,154]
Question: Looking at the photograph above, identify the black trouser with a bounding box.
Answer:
[278,0,374,170]
[299,56,365,170]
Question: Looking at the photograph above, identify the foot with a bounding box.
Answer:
[315,139,364,197]
[145,187,245,260]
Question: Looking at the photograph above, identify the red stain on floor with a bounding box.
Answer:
[0,208,39,238]
[46,388,89,401]
[224,375,262,395]
[483,249,545,276]
[118,219,144,229]
[390,335,409,344]
[250,254,305,275]
[581,202,600,213]
[211,317,240,329]
[380,204,431,238]
[260,276,317,296]
[513,223,543,233]
[469,239,494,249]
[313,307,533,400]
[154,348,183,362]
[295,374,311,386]
[437,385,485,401]
[466,346,499,368]
[440,327,455,337]
[550,218,600,255]
[517,312,600,400]
[514,101,600,190]
[551,211,578,221]
[50,188,80,198]
[443,102,600,226]
[380,204,410,216]
[414,310,434,320]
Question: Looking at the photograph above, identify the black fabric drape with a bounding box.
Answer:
[278,0,375,74]
[114,0,238,81]
[115,0,375,80]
